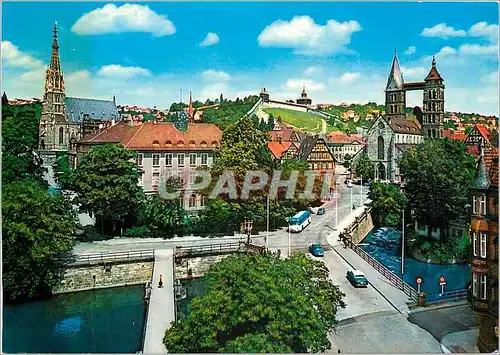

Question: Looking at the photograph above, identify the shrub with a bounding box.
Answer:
[124,226,151,238]
[77,225,113,242]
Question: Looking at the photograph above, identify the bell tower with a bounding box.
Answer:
[422,56,445,139]
[385,49,406,121]
[39,22,67,151]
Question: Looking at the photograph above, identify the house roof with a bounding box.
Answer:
[388,117,422,135]
[425,57,443,81]
[268,127,294,142]
[386,51,404,91]
[78,121,222,151]
[442,129,466,141]
[484,147,499,186]
[296,135,319,162]
[65,97,120,124]
[328,131,366,144]
[267,141,293,159]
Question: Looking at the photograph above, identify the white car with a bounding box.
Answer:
[347,181,353,188]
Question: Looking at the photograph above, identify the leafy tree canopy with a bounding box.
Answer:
[368,182,407,227]
[202,95,260,130]
[72,144,142,223]
[163,253,346,353]
[354,153,374,179]
[137,194,187,238]
[399,138,476,238]
[3,180,77,302]
[2,103,46,186]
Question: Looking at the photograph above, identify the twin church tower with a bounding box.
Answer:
[385,49,445,139]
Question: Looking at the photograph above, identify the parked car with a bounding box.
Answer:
[317,207,326,215]
[363,180,373,187]
[346,270,368,287]
[347,181,353,188]
[309,244,325,257]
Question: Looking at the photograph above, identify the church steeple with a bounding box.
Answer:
[188,91,194,122]
[44,21,65,94]
[385,49,406,120]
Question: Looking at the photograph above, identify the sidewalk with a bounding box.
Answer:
[440,329,479,353]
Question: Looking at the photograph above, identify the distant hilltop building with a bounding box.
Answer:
[38,22,120,170]
[296,86,312,106]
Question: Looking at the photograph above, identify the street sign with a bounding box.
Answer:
[439,276,446,286]
[416,277,423,285]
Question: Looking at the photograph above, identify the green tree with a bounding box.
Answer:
[354,153,374,179]
[343,153,353,169]
[163,253,346,353]
[368,182,407,227]
[137,194,187,238]
[399,138,476,239]
[72,144,142,234]
[54,152,74,190]
[2,103,46,186]
[3,180,77,301]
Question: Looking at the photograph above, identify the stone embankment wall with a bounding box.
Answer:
[174,255,230,279]
[345,207,374,244]
[53,261,154,294]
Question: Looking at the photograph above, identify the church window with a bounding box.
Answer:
[59,127,64,145]
[377,136,384,160]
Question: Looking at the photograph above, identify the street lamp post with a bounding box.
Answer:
[288,219,291,258]
[401,208,405,276]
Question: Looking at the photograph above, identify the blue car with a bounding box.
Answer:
[309,244,325,257]
[346,270,368,287]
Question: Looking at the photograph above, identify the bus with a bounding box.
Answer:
[288,211,311,233]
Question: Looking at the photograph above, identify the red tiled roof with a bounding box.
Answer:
[267,141,292,159]
[484,147,499,186]
[327,131,366,144]
[268,127,294,142]
[78,121,222,150]
[442,129,466,141]
[476,124,491,143]
[388,117,422,134]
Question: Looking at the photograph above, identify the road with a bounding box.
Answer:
[73,182,369,255]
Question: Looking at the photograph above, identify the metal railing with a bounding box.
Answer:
[350,242,419,301]
[174,242,244,259]
[69,250,155,266]
[438,289,468,299]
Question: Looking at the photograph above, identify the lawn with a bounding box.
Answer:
[263,108,324,133]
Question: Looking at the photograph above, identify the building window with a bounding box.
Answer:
[189,194,196,209]
[153,154,160,167]
[59,127,64,145]
[201,153,208,166]
[480,232,487,258]
[479,195,486,215]
[473,274,478,297]
[136,153,143,166]
[188,172,196,186]
[480,275,487,300]
[200,195,206,207]
[377,136,384,160]
[190,153,197,166]
[152,172,160,191]
[489,196,498,217]
[165,153,173,167]
[472,195,477,214]
[178,153,185,167]
[473,232,478,256]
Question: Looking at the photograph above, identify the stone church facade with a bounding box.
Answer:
[364,50,444,183]
[38,23,120,174]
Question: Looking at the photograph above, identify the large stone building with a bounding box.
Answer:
[76,121,222,211]
[363,50,444,182]
[38,23,120,171]
[327,131,366,165]
[469,145,498,353]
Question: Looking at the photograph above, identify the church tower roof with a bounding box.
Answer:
[425,56,443,81]
[44,21,65,94]
[50,22,61,72]
[385,49,404,91]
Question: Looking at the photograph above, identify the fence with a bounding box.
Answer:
[174,242,245,259]
[350,242,419,301]
[69,250,155,266]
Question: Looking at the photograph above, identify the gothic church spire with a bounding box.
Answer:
[386,49,404,91]
[44,21,65,94]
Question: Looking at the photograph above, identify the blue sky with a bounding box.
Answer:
[2,2,499,115]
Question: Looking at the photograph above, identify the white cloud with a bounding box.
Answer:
[459,43,498,56]
[283,79,325,91]
[468,21,498,43]
[480,71,498,85]
[304,66,322,76]
[338,72,361,83]
[1,41,44,69]
[421,23,466,39]
[199,32,219,47]
[18,68,45,83]
[71,3,176,37]
[201,83,229,101]
[202,70,231,82]
[97,64,152,78]
[258,16,361,56]
[400,66,426,78]
[404,46,416,55]
[434,46,458,58]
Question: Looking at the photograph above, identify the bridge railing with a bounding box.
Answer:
[350,242,419,301]
[68,250,155,266]
[174,242,244,259]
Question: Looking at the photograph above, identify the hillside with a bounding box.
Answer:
[263,108,326,133]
